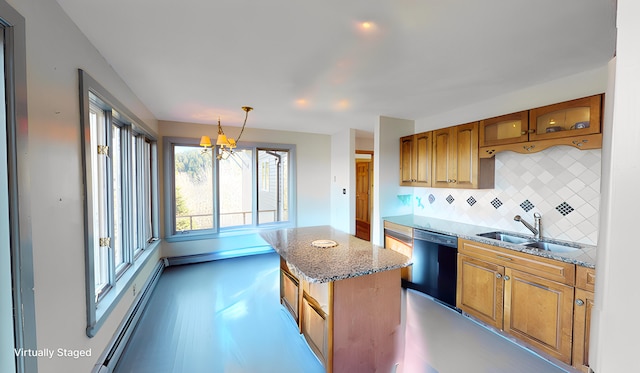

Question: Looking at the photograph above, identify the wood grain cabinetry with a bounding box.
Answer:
[572,266,596,372]
[432,122,494,189]
[479,94,603,157]
[400,131,432,186]
[457,239,576,364]
[383,221,413,281]
[280,257,402,373]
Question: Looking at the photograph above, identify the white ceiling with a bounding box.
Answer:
[55,0,616,136]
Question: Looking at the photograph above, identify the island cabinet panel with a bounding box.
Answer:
[332,268,402,373]
[301,294,330,366]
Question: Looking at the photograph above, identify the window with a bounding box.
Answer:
[165,139,295,239]
[80,70,159,336]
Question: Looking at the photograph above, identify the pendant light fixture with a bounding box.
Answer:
[200,106,253,159]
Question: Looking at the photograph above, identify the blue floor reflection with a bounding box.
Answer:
[114,252,324,373]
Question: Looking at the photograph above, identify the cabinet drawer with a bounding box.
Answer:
[383,221,413,238]
[576,266,596,292]
[459,239,575,285]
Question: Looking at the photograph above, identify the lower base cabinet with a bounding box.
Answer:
[572,266,596,372]
[279,257,402,373]
[457,239,576,365]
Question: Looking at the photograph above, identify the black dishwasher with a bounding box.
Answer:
[404,229,459,311]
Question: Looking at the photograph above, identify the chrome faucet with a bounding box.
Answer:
[514,212,541,240]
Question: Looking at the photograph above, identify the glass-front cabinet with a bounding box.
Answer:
[529,95,602,141]
[479,111,529,147]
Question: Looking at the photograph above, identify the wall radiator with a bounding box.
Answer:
[91,260,164,373]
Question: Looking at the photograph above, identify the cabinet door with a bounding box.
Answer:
[281,269,300,323]
[479,111,529,146]
[385,235,413,282]
[413,132,432,186]
[399,135,414,185]
[301,294,329,368]
[572,288,595,372]
[504,268,574,364]
[457,254,504,329]
[529,94,602,141]
[432,128,454,188]
[453,122,479,189]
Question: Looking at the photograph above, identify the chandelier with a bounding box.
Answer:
[200,106,253,160]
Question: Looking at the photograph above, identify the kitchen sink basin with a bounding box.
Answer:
[477,231,533,244]
[523,241,581,253]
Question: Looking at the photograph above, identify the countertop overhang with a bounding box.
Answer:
[260,225,412,283]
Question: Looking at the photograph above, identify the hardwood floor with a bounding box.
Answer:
[114,252,573,373]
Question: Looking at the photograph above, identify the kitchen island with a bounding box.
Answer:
[260,226,411,373]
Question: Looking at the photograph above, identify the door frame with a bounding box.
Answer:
[355,150,373,240]
[0,3,37,373]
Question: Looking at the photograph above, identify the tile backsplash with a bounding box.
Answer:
[412,147,601,245]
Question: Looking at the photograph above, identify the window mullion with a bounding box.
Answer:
[105,110,116,287]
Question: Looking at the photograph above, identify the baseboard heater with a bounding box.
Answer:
[163,245,274,266]
[92,260,165,373]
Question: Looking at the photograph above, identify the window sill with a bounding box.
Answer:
[87,239,161,337]
[164,222,296,243]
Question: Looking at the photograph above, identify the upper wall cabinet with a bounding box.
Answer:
[480,94,603,158]
[400,131,432,187]
[479,111,529,147]
[432,122,495,189]
[529,95,602,141]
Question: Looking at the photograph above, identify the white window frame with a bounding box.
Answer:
[163,137,296,241]
[79,70,160,337]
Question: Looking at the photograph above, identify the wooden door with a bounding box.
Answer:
[453,122,479,188]
[572,288,595,371]
[432,128,453,187]
[385,235,412,281]
[281,269,299,322]
[355,158,371,241]
[456,254,504,329]
[503,268,574,364]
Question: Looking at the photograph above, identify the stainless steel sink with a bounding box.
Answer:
[476,231,534,245]
[523,241,581,253]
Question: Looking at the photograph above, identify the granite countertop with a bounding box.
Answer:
[384,215,597,268]
[260,225,412,283]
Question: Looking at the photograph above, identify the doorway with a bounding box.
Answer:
[355,151,373,241]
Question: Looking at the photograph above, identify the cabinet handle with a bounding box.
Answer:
[528,129,535,134]
[576,299,585,306]
[523,145,536,152]
[448,179,456,183]
[520,131,527,135]
[503,275,511,281]
[495,273,502,279]
[495,255,513,261]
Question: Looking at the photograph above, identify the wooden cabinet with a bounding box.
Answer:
[457,239,576,364]
[432,122,495,189]
[383,221,413,281]
[529,95,602,141]
[400,131,432,186]
[280,259,301,323]
[480,94,604,157]
[503,268,574,364]
[281,256,402,373]
[479,110,530,147]
[572,266,596,372]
